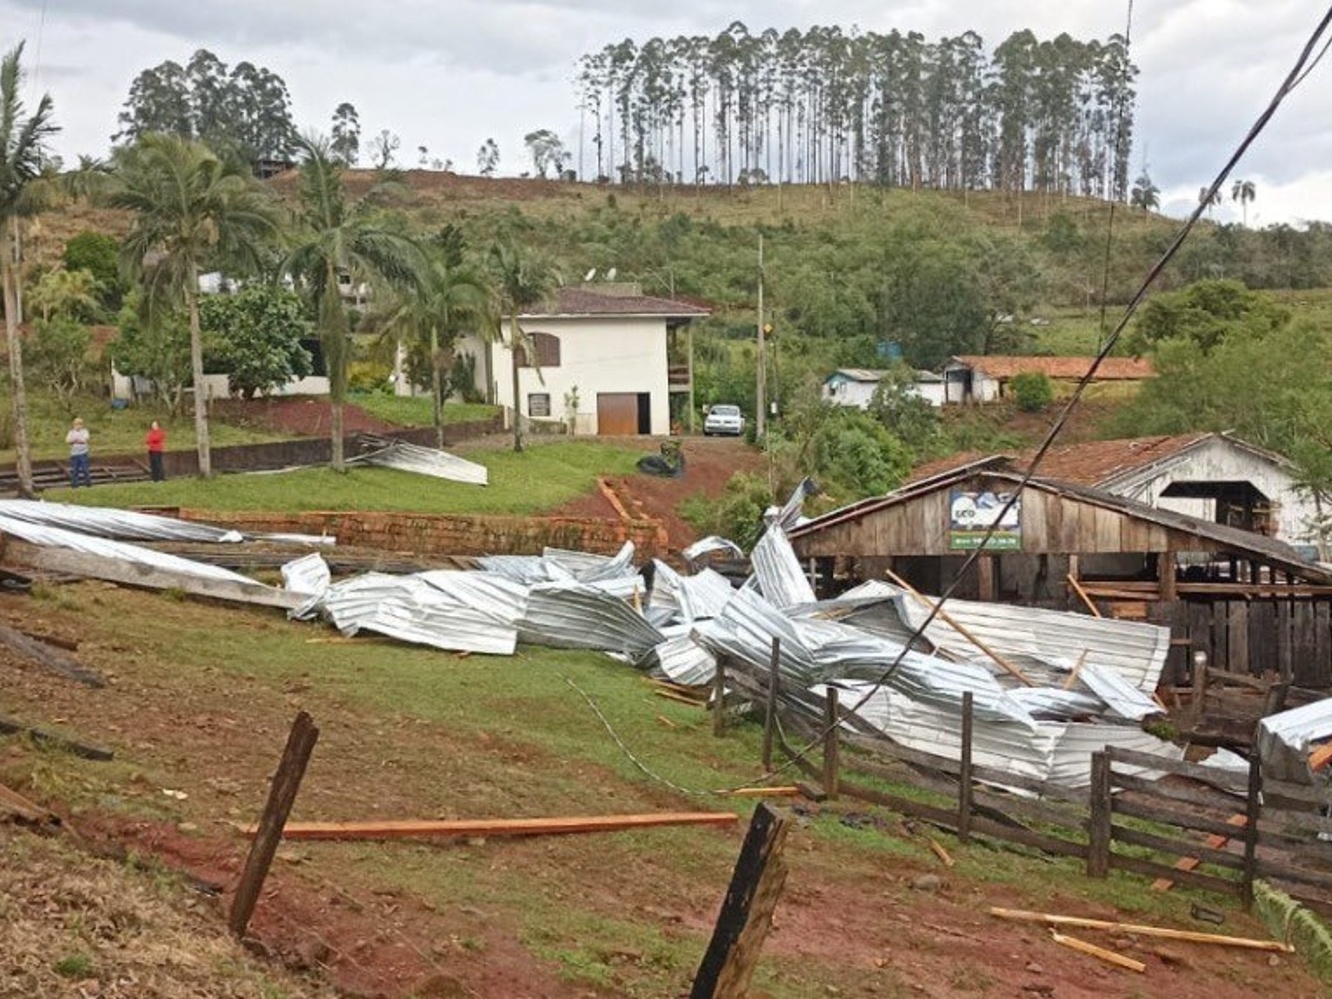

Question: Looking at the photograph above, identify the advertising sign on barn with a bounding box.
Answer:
[949,487,1021,550]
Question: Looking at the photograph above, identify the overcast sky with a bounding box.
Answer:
[3,0,1331,225]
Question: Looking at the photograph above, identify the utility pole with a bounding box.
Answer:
[756,233,766,440]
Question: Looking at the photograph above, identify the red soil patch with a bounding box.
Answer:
[550,437,766,556]
[211,398,404,438]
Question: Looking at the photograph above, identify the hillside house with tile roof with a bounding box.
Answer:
[907,433,1318,548]
[455,284,709,436]
[942,354,1154,404]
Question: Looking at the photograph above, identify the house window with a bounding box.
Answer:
[517,331,561,368]
[528,393,551,417]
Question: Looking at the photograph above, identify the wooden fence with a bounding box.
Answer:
[1161,598,1332,688]
[714,654,1332,916]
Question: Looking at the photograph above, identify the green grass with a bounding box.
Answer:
[347,393,500,428]
[44,440,644,515]
[0,393,290,465]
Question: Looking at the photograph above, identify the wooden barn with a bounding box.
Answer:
[788,466,1332,691]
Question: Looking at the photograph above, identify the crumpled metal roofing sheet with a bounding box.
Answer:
[0,498,244,543]
[281,553,331,597]
[650,561,735,623]
[647,629,717,686]
[1075,663,1163,721]
[827,681,1181,790]
[1258,699,1332,783]
[346,439,488,485]
[476,554,575,584]
[682,535,743,563]
[751,526,815,609]
[544,542,637,582]
[878,584,1170,693]
[0,513,266,584]
[317,572,519,655]
[518,581,664,656]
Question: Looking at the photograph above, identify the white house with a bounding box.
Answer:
[908,433,1320,548]
[822,368,945,409]
[456,283,709,436]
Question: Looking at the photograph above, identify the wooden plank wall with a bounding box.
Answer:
[1166,598,1332,688]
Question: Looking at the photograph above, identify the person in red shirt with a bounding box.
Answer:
[146,420,166,481]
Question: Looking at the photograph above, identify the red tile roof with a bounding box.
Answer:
[524,286,710,319]
[906,433,1288,488]
[950,355,1154,381]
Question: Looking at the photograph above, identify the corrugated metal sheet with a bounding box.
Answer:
[750,526,815,609]
[650,561,735,623]
[0,513,265,584]
[1258,700,1332,783]
[545,542,637,582]
[682,536,743,564]
[347,439,488,485]
[1076,663,1163,721]
[317,572,519,655]
[877,585,1170,693]
[281,553,331,597]
[519,582,664,656]
[648,629,717,686]
[0,498,244,543]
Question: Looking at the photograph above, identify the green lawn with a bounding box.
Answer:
[1,394,291,465]
[45,440,644,515]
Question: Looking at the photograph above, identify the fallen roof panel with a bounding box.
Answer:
[346,439,488,485]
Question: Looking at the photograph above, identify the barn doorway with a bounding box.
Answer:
[597,392,651,435]
[1160,480,1274,536]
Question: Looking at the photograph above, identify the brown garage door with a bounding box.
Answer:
[597,393,639,436]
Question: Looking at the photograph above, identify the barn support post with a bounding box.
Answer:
[713,656,728,738]
[1242,749,1262,910]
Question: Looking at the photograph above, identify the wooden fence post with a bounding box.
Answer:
[713,657,728,738]
[228,711,320,939]
[958,691,974,844]
[823,687,840,800]
[690,803,791,999]
[1087,750,1112,879]
[761,638,781,773]
[1242,748,1262,910]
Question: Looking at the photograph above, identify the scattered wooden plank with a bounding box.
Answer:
[720,786,801,799]
[0,621,104,687]
[656,689,707,708]
[7,541,304,610]
[229,711,320,940]
[1061,650,1089,691]
[1066,574,1103,617]
[0,782,56,825]
[256,811,739,841]
[1050,930,1145,973]
[691,803,790,999]
[0,712,114,761]
[1308,742,1332,772]
[989,907,1293,952]
[928,838,955,868]
[1152,814,1246,891]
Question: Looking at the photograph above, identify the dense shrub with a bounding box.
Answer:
[1010,371,1053,412]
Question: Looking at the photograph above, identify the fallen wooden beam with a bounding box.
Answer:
[1050,929,1145,973]
[252,811,739,841]
[0,782,56,825]
[719,786,801,799]
[0,621,105,687]
[5,541,304,610]
[989,907,1292,952]
[0,712,114,761]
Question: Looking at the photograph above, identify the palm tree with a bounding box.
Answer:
[108,133,277,477]
[489,239,558,453]
[382,226,492,448]
[281,134,424,470]
[1231,178,1256,227]
[0,42,58,499]
[1129,172,1159,212]
[1198,185,1221,215]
